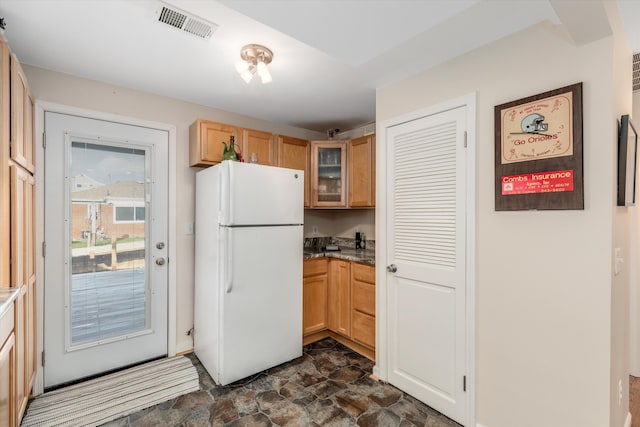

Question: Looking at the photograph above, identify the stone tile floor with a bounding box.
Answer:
[103,338,462,426]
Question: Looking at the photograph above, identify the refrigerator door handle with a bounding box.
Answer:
[225,228,234,293]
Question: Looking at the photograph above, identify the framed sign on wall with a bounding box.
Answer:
[617,114,638,207]
[494,82,583,210]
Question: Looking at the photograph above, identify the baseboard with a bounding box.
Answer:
[372,365,381,379]
[175,342,193,356]
[476,413,630,427]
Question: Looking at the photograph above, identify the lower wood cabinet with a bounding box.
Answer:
[303,258,375,358]
[0,305,15,427]
[350,263,375,350]
[13,287,27,422]
[328,259,350,337]
[302,258,328,335]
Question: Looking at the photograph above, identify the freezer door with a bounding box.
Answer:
[220,161,304,226]
[218,225,303,385]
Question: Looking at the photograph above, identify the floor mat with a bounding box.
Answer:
[21,355,199,427]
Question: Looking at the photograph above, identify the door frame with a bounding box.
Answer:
[33,101,177,395]
[373,92,476,426]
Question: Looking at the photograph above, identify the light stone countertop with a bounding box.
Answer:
[0,287,20,319]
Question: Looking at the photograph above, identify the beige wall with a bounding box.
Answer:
[377,15,630,427]
[24,65,324,353]
[631,90,640,377]
[609,2,633,427]
[304,209,375,240]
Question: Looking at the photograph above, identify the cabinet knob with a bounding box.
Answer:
[386,264,397,273]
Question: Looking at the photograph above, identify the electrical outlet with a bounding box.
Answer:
[619,378,623,406]
[312,225,318,235]
[185,222,194,235]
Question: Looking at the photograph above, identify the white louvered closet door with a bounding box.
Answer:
[386,106,467,425]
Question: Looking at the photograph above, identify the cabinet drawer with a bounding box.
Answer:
[352,281,375,316]
[303,258,328,277]
[352,311,375,349]
[352,263,375,284]
[0,304,14,349]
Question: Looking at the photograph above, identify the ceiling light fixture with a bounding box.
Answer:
[236,44,273,84]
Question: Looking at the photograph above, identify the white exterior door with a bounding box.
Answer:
[43,112,169,388]
[385,105,469,424]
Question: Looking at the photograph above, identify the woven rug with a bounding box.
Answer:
[21,355,199,427]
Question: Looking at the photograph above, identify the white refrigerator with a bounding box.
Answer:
[194,160,303,386]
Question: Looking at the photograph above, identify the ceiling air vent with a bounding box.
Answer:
[156,2,217,40]
[634,53,640,91]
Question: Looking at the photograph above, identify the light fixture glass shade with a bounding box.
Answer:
[256,61,272,83]
[235,60,249,74]
[260,73,272,84]
[240,70,253,83]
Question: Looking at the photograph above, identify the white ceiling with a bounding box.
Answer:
[0,0,636,133]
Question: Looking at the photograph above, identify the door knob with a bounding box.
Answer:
[155,258,166,266]
[387,264,397,273]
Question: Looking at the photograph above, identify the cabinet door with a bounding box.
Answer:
[242,129,275,166]
[328,259,351,337]
[303,275,327,335]
[351,263,375,349]
[10,56,34,174]
[189,119,241,167]
[311,141,347,207]
[277,136,310,207]
[25,279,35,393]
[13,288,26,422]
[0,332,15,427]
[0,41,10,287]
[349,135,375,207]
[10,166,34,421]
[351,311,375,349]
[10,166,34,291]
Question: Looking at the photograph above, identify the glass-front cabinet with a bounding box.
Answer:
[311,141,347,207]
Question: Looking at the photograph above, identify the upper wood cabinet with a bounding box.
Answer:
[10,166,34,291]
[310,141,348,208]
[277,136,310,207]
[0,41,10,287]
[349,135,375,207]
[189,119,241,167]
[328,259,351,338]
[10,55,34,174]
[242,128,275,166]
[1,38,36,427]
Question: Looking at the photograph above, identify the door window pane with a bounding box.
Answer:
[69,141,148,346]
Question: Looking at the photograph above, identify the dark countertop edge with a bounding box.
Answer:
[0,287,21,319]
[303,251,375,265]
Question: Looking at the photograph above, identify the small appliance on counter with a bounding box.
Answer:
[356,232,366,250]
